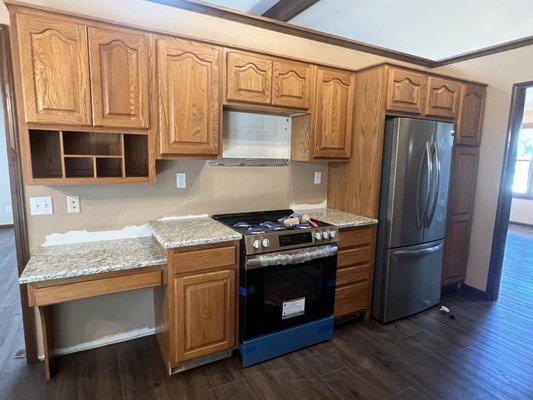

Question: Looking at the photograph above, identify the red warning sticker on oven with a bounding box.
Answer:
[282,297,305,320]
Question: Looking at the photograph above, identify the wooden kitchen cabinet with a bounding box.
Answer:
[386,68,427,115]
[272,60,313,109]
[334,225,376,320]
[88,26,150,129]
[442,146,479,285]
[174,269,236,363]
[312,67,355,159]
[157,37,221,157]
[456,83,486,146]
[225,51,272,105]
[425,77,462,119]
[14,11,92,125]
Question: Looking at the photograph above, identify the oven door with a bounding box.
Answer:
[240,244,337,340]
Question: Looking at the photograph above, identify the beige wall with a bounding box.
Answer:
[3,0,532,354]
[510,198,533,225]
[435,45,533,290]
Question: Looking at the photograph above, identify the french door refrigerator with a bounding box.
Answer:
[372,117,454,323]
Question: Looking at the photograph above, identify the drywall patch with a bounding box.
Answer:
[43,224,152,246]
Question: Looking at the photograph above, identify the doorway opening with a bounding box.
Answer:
[488,82,533,301]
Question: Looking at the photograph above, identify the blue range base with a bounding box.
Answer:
[238,316,334,367]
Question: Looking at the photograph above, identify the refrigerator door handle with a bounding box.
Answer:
[392,242,444,258]
[427,142,440,226]
[416,141,432,228]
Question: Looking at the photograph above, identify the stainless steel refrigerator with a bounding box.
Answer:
[372,117,454,323]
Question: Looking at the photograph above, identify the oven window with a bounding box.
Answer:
[264,267,322,308]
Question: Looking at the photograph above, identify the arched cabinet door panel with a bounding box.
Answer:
[88,26,150,129]
[386,68,427,115]
[426,77,462,119]
[456,83,486,146]
[157,37,221,157]
[15,12,91,125]
[313,67,355,159]
[272,60,313,109]
[226,51,272,105]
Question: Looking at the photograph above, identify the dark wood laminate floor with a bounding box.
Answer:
[1,226,532,400]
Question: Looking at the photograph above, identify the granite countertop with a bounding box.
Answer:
[149,216,242,249]
[19,236,167,284]
[297,208,378,229]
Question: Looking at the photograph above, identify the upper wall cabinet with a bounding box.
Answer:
[15,12,92,125]
[226,51,272,105]
[313,67,355,159]
[386,68,427,115]
[157,37,221,157]
[272,60,313,109]
[88,26,150,129]
[425,77,462,119]
[456,84,486,146]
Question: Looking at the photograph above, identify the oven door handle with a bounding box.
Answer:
[245,244,338,270]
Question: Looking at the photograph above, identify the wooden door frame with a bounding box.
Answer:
[486,81,533,301]
[0,24,37,362]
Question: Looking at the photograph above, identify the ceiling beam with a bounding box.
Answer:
[146,0,435,67]
[262,0,320,22]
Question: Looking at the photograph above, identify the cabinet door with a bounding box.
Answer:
[442,146,479,285]
[456,84,485,146]
[226,51,272,105]
[88,26,150,128]
[15,12,91,125]
[157,38,221,157]
[272,60,313,109]
[386,68,427,115]
[174,269,236,363]
[426,77,461,119]
[313,68,355,159]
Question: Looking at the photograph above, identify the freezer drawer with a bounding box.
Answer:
[378,240,444,323]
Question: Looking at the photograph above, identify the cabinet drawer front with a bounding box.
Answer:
[338,246,372,267]
[173,245,236,274]
[336,264,369,286]
[339,227,373,249]
[386,68,427,115]
[226,51,272,105]
[334,282,369,318]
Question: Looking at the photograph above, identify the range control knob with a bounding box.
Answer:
[322,230,330,239]
[314,231,323,240]
[330,230,337,238]
[262,238,270,248]
[252,239,261,249]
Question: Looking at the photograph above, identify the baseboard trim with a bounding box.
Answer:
[38,326,156,360]
[509,221,533,229]
[462,284,491,301]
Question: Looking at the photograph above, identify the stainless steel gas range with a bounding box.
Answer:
[213,209,338,367]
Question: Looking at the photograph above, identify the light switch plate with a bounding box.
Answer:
[67,195,80,213]
[176,173,186,189]
[29,197,53,216]
[314,172,322,185]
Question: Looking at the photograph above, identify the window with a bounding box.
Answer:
[512,127,533,197]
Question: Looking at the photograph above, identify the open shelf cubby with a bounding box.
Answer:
[28,130,150,183]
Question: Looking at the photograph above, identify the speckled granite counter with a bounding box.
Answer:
[19,236,167,284]
[149,217,242,249]
[297,208,378,229]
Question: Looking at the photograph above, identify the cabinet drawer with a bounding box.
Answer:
[334,282,369,318]
[339,227,373,249]
[173,245,236,274]
[337,246,372,267]
[336,263,370,286]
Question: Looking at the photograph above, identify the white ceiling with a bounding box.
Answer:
[205,0,533,60]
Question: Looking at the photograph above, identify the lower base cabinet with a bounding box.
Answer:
[155,242,239,373]
[334,225,377,319]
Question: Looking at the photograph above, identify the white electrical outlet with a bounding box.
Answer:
[314,172,322,185]
[5,205,12,214]
[67,195,80,213]
[29,197,53,216]
[176,173,187,189]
